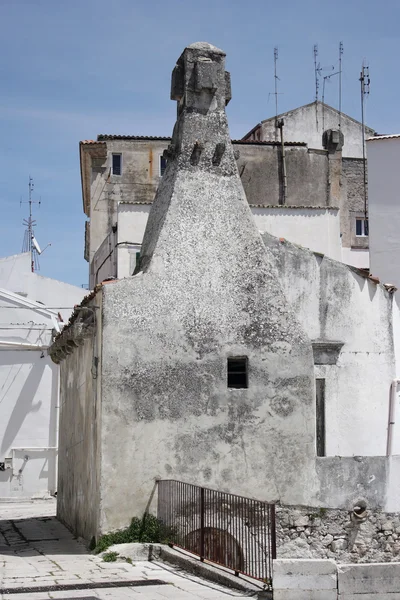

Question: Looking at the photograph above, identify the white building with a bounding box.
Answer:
[367,134,400,288]
[0,253,85,499]
[244,101,375,159]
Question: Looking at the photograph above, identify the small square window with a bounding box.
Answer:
[160,155,167,176]
[112,153,122,176]
[356,218,368,237]
[227,357,248,389]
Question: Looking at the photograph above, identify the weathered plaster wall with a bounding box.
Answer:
[96,42,318,534]
[258,102,374,159]
[56,297,102,540]
[236,144,329,207]
[263,233,395,457]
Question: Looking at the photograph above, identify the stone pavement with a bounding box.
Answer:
[0,501,253,600]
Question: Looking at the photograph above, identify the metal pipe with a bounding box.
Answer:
[387,379,400,456]
[0,340,48,350]
[278,119,287,205]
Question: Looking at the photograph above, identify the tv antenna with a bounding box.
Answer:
[20,177,50,272]
[268,47,284,141]
[313,44,334,130]
[322,69,340,130]
[338,41,343,129]
[360,60,370,220]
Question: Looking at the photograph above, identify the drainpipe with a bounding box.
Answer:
[0,340,48,351]
[277,119,287,205]
[386,379,400,456]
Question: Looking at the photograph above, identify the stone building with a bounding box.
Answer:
[52,43,400,550]
[81,106,373,289]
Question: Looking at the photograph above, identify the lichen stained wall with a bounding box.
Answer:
[263,233,395,458]
[98,42,317,534]
[56,297,102,540]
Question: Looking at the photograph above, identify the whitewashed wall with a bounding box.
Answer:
[368,136,400,287]
[252,206,342,261]
[341,247,369,269]
[0,254,85,498]
[117,203,149,279]
[264,234,397,457]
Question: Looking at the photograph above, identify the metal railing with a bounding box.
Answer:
[157,479,276,585]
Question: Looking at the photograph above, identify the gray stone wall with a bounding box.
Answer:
[277,505,400,563]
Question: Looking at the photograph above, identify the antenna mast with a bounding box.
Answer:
[360,61,370,221]
[338,41,343,129]
[313,44,334,131]
[21,176,41,273]
[313,45,319,132]
[274,47,279,141]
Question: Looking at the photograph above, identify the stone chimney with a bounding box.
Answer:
[100,43,317,519]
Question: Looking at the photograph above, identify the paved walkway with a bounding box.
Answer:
[0,501,252,600]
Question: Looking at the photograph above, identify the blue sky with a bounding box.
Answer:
[0,0,398,286]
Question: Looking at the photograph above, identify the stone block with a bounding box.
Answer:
[274,592,337,600]
[331,538,347,552]
[338,562,400,594]
[273,559,337,592]
[274,573,337,590]
[274,559,337,576]
[194,61,218,91]
[339,595,400,600]
[171,64,184,100]
[294,516,310,527]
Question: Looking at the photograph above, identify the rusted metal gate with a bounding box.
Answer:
[157,479,276,585]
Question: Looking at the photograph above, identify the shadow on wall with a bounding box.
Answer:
[0,355,46,455]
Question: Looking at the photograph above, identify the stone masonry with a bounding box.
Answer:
[276,506,400,563]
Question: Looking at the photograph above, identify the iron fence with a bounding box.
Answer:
[157,479,276,585]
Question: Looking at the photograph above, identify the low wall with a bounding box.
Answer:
[273,559,337,600]
[276,506,400,563]
[273,559,400,599]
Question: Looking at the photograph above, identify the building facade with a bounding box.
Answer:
[0,253,85,499]
[53,43,400,546]
[80,107,373,289]
[243,101,375,159]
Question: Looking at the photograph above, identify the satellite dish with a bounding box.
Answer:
[32,236,42,254]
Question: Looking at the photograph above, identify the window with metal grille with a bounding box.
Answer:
[356,218,368,236]
[160,155,167,176]
[227,357,248,389]
[112,153,122,176]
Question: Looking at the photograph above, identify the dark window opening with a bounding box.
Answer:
[160,155,167,176]
[316,378,326,457]
[112,153,122,176]
[356,218,368,237]
[227,357,248,389]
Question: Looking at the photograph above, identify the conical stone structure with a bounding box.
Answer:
[99,42,317,532]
